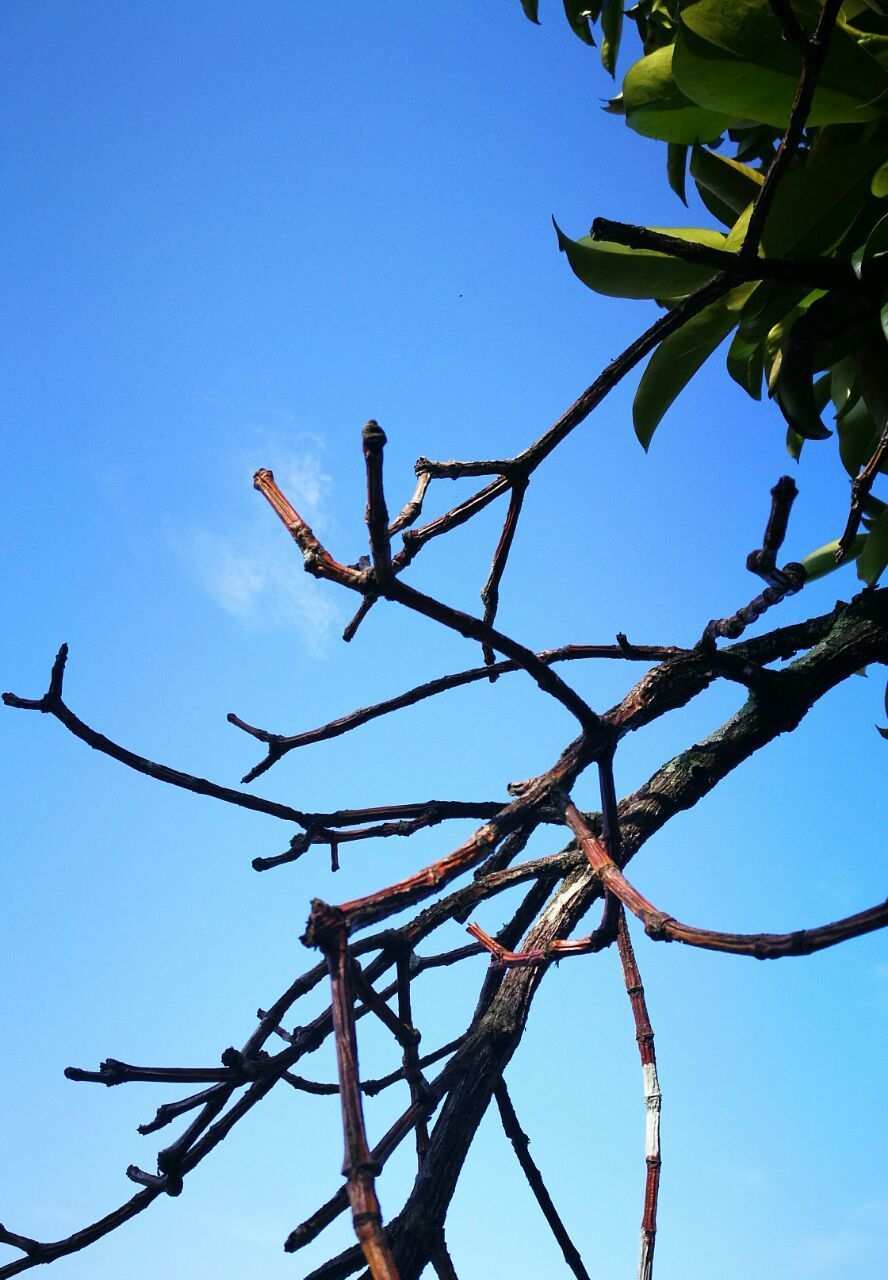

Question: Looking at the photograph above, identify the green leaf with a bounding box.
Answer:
[690,146,763,218]
[726,329,764,399]
[725,278,760,313]
[873,158,888,197]
[855,338,888,473]
[773,336,833,440]
[519,0,540,22]
[830,355,860,420]
[563,0,597,43]
[857,506,888,585]
[863,494,888,524]
[555,220,727,300]
[877,725,888,739]
[632,299,737,448]
[600,0,623,75]
[759,142,886,260]
[837,400,881,476]
[739,282,817,344]
[722,202,753,254]
[786,425,805,460]
[667,142,689,205]
[623,45,735,143]
[852,210,888,281]
[800,535,866,580]
[674,0,888,128]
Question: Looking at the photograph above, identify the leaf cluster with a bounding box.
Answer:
[524,0,888,588]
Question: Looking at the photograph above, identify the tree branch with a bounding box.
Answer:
[615,909,661,1280]
[741,0,844,258]
[493,1079,592,1280]
[591,218,854,292]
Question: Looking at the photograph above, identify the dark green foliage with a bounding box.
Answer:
[521,0,888,587]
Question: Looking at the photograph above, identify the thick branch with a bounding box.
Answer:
[374,589,887,1280]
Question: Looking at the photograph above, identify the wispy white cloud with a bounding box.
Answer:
[181,434,342,656]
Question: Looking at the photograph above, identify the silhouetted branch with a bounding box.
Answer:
[0,1189,162,1279]
[255,462,599,730]
[230,641,682,783]
[2,646,315,827]
[590,218,853,292]
[363,420,395,589]
[395,949,431,1163]
[480,477,528,668]
[741,0,844,257]
[493,1080,592,1280]
[250,801,504,873]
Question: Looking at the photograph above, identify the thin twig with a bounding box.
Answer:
[332,734,593,931]
[493,1079,592,1280]
[396,950,431,1163]
[2,646,315,827]
[388,469,431,536]
[769,0,811,57]
[255,464,599,731]
[429,1237,460,1279]
[480,477,528,669]
[349,961,418,1050]
[230,641,681,783]
[466,892,617,968]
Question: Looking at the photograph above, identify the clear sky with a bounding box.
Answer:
[1,4,885,1279]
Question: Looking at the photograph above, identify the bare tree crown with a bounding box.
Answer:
[3,3,887,1278]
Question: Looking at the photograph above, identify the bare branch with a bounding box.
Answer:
[480,477,528,668]
[304,904,400,1279]
[255,462,599,730]
[561,795,888,959]
[741,0,844,258]
[615,910,661,1280]
[363,420,394,590]
[493,1079,592,1280]
[230,641,681,784]
[591,218,853,292]
[388,469,431,536]
[2,645,314,827]
[395,949,431,1163]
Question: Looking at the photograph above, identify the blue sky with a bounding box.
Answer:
[1,4,885,1278]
